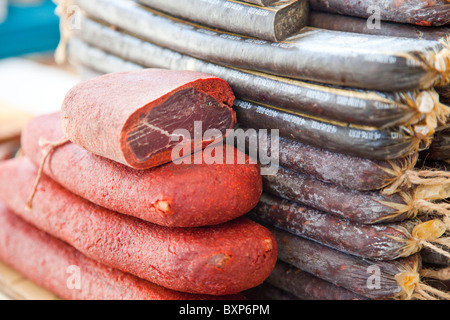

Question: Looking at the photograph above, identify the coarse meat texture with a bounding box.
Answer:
[309,0,450,26]
[0,202,244,300]
[236,128,417,191]
[61,68,236,169]
[0,157,277,296]
[22,112,262,227]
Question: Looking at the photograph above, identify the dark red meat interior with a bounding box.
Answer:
[126,87,232,162]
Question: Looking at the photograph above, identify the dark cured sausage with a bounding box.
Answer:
[243,282,300,300]
[233,99,422,161]
[262,166,414,224]
[421,246,450,267]
[21,112,262,228]
[137,0,309,42]
[0,157,277,296]
[266,261,368,300]
[309,11,450,41]
[61,68,236,170]
[269,226,422,300]
[236,128,417,191]
[309,0,450,27]
[71,0,450,91]
[249,193,424,260]
[70,21,450,129]
[0,202,243,300]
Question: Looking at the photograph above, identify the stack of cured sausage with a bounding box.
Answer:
[0,68,279,300]
[306,0,450,166]
[53,0,450,300]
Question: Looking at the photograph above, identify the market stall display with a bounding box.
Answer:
[0,0,449,301]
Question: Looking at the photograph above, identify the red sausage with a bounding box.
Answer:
[0,202,243,300]
[0,157,277,295]
[61,68,236,169]
[21,112,262,227]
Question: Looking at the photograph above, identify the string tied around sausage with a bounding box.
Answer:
[377,191,450,226]
[394,262,450,300]
[25,136,70,211]
[411,219,450,260]
[397,219,450,261]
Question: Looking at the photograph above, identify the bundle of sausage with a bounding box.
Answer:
[59,0,450,150]
[0,68,279,300]
[52,0,450,300]
[306,1,450,122]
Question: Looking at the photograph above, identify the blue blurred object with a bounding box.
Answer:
[0,0,60,59]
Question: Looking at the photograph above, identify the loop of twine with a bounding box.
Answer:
[414,282,450,300]
[413,199,450,220]
[25,137,70,211]
[382,169,450,195]
[421,267,450,281]
[53,0,76,64]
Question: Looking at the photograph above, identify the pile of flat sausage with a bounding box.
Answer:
[0,68,279,300]
[58,0,450,300]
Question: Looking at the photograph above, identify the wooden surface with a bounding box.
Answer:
[0,102,31,143]
[0,261,59,300]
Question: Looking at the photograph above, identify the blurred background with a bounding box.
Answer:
[0,0,80,161]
